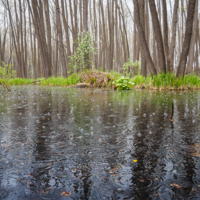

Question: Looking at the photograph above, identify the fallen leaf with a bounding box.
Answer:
[61,191,71,196]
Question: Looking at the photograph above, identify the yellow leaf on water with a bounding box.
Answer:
[133,160,138,163]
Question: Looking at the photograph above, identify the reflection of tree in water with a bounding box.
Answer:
[30,89,53,193]
[130,92,172,199]
[173,93,197,197]
[5,88,200,199]
[128,91,200,199]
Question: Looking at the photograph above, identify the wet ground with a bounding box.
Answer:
[0,86,200,200]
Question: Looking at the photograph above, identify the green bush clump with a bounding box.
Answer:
[113,76,134,90]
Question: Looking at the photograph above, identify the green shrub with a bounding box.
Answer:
[113,76,134,90]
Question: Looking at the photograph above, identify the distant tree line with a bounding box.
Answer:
[0,0,198,78]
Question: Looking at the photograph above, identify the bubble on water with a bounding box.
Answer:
[117,188,124,193]
[42,126,45,129]
[49,103,51,105]
[153,113,155,116]
[149,131,152,134]
[136,108,138,111]
[109,103,111,106]
[19,113,21,116]
[36,120,39,123]
[192,120,196,124]
[143,113,146,117]
[137,133,142,137]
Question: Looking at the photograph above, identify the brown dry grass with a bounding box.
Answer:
[78,71,114,87]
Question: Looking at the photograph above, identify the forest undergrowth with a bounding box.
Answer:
[1,70,200,91]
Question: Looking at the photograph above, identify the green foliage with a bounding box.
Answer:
[131,73,200,90]
[131,75,145,85]
[8,73,81,87]
[122,59,141,77]
[9,78,34,85]
[69,32,97,72]
[0,62,16,79]
[110,71,122,79]
[98,67,104,72]
[113,76,134,90]
[113,72,200,90]
[133,60,141,75]
[0,62,16,90]
[39,73,81,86]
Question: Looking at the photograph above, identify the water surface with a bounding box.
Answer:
[0,86,200,199]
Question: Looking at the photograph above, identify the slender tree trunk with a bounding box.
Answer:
[162,0,170,72]
[186,0,198,74]
[139,0,147,77]
[44,0,52,76]
[149,0,166,73]
[133,0,157,74]
[176,0,196,77]
[169,0,179,72]
[83,0,90,70]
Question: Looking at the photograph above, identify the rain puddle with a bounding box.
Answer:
[0,86,200,199]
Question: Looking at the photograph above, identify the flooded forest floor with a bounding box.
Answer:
[0,86,200,199]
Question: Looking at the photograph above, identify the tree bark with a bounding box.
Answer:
[162,0,170,72]
[133,0,157,75]
[169,0,179,72]
[176,0,196,77]
[149,0,166,73]
[139,0,147,77]
[186,0,198,74]
[55,0,67,77]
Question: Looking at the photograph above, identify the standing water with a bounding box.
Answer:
[0,86,200,200]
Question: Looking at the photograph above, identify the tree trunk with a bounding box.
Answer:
[186,0,198,74]
[149,0,166,73]
[176,0,196,77]
[139,0,147,77]
[133,0,157,75]
[162,0,170,72]
[169,0,179,72]
[83,0,90,70]
[55,0,67,77]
